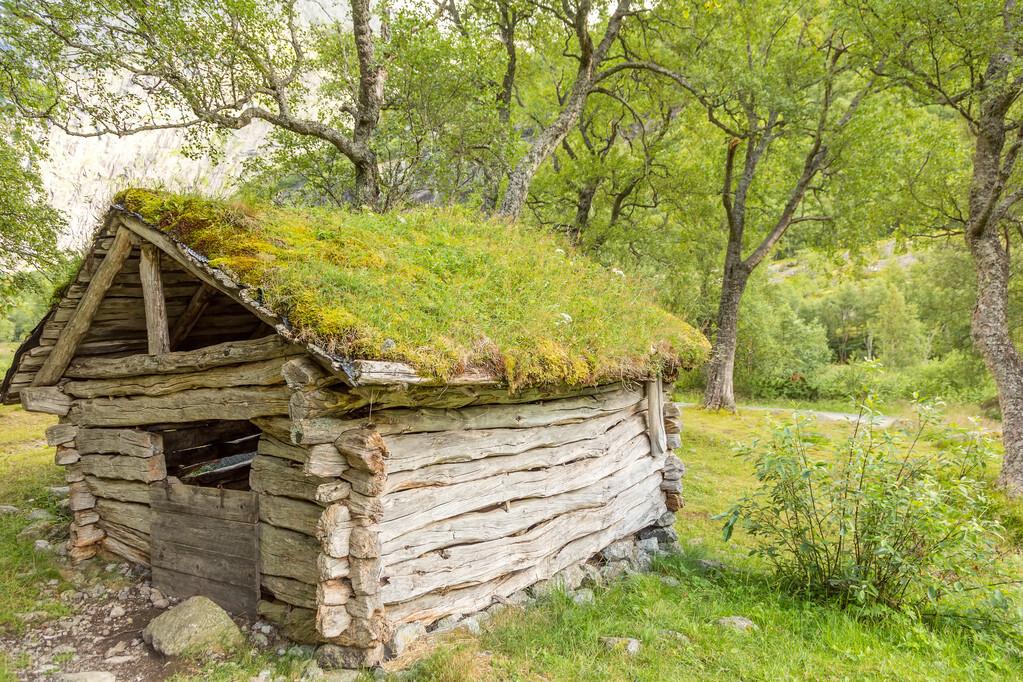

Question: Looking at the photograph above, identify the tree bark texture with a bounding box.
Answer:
[702,247,749,411]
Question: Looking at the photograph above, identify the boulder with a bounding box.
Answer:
[316,643,385,669]
[570,588,594,605]
[0,504,19,515]
[716,615,757,632]
[142,596,243,656]
[387,621,427,657]
[600,637,641,656]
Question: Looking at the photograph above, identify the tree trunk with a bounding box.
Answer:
[968,230,1023,493]
[353,150,381,209]
[703,259,749,411]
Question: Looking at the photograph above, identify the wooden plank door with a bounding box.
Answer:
[150,477,260,616]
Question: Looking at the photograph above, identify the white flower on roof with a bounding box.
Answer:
[557,312,573,325]
[555,248,566,255]
[612,268,625,277]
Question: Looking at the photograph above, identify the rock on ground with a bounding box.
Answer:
[600,636,641,656]
[716,615,757,632]
[57,673,115,682]
[387,622,426,657]
[142,596,243,656]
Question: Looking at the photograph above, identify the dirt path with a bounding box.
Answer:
[678,402,900,428]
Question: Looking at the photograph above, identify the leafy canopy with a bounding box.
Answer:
[116,188,708,388]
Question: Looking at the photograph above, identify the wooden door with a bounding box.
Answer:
[150,478,260,616]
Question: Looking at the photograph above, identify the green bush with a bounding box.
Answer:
[720,399,1008,613]
[900,350,994,403]
[809,361,906,401]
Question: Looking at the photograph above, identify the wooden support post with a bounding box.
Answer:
[140,243,171,355]
[33,228,134,386]
[170,284,215,350]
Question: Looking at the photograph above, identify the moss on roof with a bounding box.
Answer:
[116,188,708,389]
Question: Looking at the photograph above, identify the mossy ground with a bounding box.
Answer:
[115,188,708,389]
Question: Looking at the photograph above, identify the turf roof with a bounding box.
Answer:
[116,188,708,389]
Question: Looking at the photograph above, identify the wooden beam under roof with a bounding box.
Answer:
[33,227,135,386]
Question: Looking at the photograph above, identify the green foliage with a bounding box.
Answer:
[116,188,708,388]
[733,280,833,400]
[721,400,1008,614]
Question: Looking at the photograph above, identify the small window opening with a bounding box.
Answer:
[150,420,260,489]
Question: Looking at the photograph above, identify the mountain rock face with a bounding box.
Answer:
[42,123,269,248]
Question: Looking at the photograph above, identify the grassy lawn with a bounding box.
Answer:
[0,366,1020,679]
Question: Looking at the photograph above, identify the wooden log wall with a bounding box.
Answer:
[283,372,682,662]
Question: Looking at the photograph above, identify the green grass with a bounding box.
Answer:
[116,188,708,389]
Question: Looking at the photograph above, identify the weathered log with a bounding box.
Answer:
[352,360,500,387]
[340,468,385,497]
[64,463,85,483]
[257,432,308,463]
[385,476,665,621]
[100,521,150,564]
[281,356,331,389]
[665,492,683,511]
[335,428,388,474]
[315,480,352,505]
[260,523,321,584]
[383,412,645,494]
[346,492,383,522]
[35,228,134,386]
[316,605,353,639]
[21,386,72,415]
[69,386,291,426]
[318,579,352,607]
[317,504,353,559]
[69,544,99,563]
[380,432,651,539]
[291,385,636,443]
[645,378,667,457]
[380,444,660,565]
[140,243,171,354]
[70,522,105,548]
[250,454,336,505]
[80,454,166,482]
[64,335,299,379]
[69,481,97,511]
[289,388,364,421]
[45,423,78,446]
[349,557,382,595]
[55,446,80,466]
[348,527,381,560]
[63,357,287,399]
[304,444,347,478]
[75,508,99,526]
[664,415,682,435]
[262,575,317,610]
[258,494,323,536]
[96,499,152,535]
[76,428,163,457]
[318,554,351,580]
[86,476,152,504]
[381,406,643,474]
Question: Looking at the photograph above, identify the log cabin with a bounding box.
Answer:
[1,189,708,664]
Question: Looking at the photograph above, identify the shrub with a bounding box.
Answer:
[720,398,1008,613]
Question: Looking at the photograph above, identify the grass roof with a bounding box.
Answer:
[115,188,708,389]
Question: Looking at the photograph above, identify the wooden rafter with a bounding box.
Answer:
[169,284,216,351]
[140,243,170,355]
[33,227,135,386]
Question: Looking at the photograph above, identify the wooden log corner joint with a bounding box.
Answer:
[1,200,701,664]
